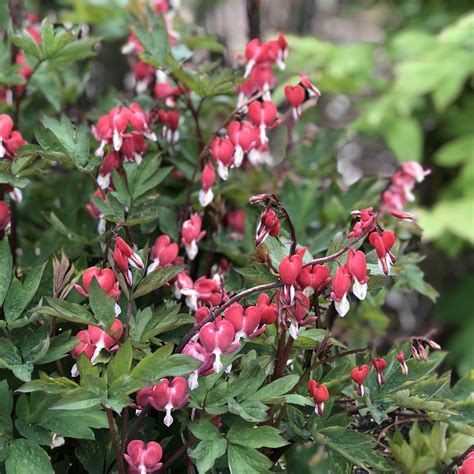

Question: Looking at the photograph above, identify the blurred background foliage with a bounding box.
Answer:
[3,0,473,377]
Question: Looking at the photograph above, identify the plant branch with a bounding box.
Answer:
[160,436,196,472]
[175,281,282,353]
[182,91,264,218]
[443,445,474,474]
[101,224,122,269]
[104,407,125,474]
[297,346,368,389]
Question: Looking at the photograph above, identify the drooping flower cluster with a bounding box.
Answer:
[92,103,157,187]
[381,161,431,218]
[196,35,321,209]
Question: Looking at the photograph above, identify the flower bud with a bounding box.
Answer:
[372,357,387,386]
[397,351,409,375]
[308,380,329,416]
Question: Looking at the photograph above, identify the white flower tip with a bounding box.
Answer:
[199,188,214,207]
[335,295,350,317]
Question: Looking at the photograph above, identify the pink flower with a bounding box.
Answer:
[194,277,223,307]
[148,235,179,274]
[0,114,26,159]
[369,230,396,275]
[256,293,278,325]
[199,161,216,207]
[199,319,238,372]
[297,264,330,294]
[0,201,11,231]
[300,74,321,98]
[158,110,179,143]
[149,377,189,427]
[227,121,258,167]
[308,380,329,416]
[97,151,121,189]
[71,319,123,369]
[279,252,303,286]
[109,107,130,151]
[124,440,163,474]
[458,451,474,474]
[116,237,144,269]
[210,137,235,180]
[181,214,206,260]
[347,207,376,239]
[74,267,120,302]
[330,266,351,317]
[225,209,246,235]
[224,303,262,341]
[401,161,431,183]
[247,100,278,145]
[255,209,280,246]
[182,341,214,389]
[372,357,387,386]
[351,365,369,396]
[397,351,408,375]
[285,84,305,120]
[346,249,369,300]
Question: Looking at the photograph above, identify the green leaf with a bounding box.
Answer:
[126,155,171,200]
[189,438,227,473]
[227,425,288,449]
[107,340,133,385]
[11,32,42,59]
[248,375,299,402]
[135,16,171,67]
[5,439,53,474]
[88,278,116,329]
[38,406,109,440]
[384,117,422,162]
[41,297,96,325]
[140,305,194,341]
[0,380,13,441]
[235,263,276,285]
[40,19,55,56]
[35,331,78,365]
[132,265,184,298]
[434,134,474,167]
[0,238,12,305]
[315,427,392,471]
[40,116,90,169]
[3,263,46,322]
[190,418,220,441]
[20,325,51,364]
[50,387,102,411]
[227,399,269,423]
[0,337,33,382]
[227,443,272,474]
[17,375,79,394]
[130,346,200,383]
